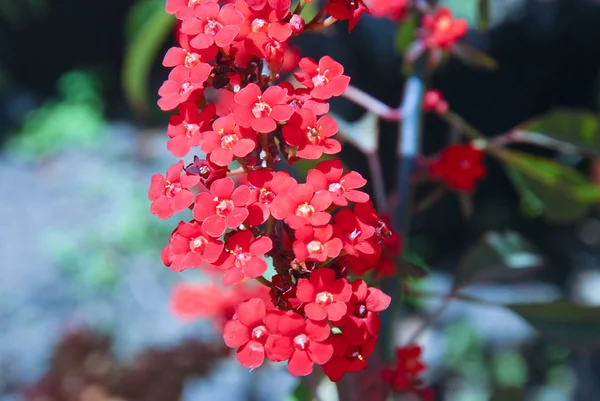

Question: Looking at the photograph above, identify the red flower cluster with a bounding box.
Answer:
[421,7,467,50]
[422,89,448,115]
[381,346,433,400]
[151,0,391,380]
[429,143,486,192]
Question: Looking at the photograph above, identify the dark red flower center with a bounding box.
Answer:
[232,246,252,267]
[306,126,322,145]
[354,303,368,318]
[215,198,235,217]
[183,122,200,138]
[345,346,364,361]
[189,236,208,252]
[315,291,334,305]
[306,240,325,257]
[289,98,304,110]
[252,99,273,118]
[296,202,315,218]
[293,334,310,350]
[165,180,182,198]
[184,52,202,68]
[204,19,223,36]
[251,325,268,343]
[259,187,276,204]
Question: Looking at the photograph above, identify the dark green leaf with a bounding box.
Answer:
[508,300,600,348]
[285,381,311,401]
[394,14,417,54]
[122,0,174,119]
[524,108,600,152]
[453,231,542,289]
[502,151,600,223]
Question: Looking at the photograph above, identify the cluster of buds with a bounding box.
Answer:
[149,0,394,380]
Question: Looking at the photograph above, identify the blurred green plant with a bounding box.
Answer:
[7,70,105,161]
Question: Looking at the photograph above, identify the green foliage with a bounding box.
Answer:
[508,300,600,349]
[492,351,528,388]
[285,381,312,401]
[123,0,175,119]
[7,70,105,160]
[524,108,600,152]
[453,231,542,290]
[394,14,417,54]
[503,151,600,223]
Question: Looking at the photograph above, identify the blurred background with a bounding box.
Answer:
[1,0,600,400]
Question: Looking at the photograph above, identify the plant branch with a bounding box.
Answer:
[366,152,389,212]
[492,130,600,156]
[343,85,402,122]
[405,294,453,345]
[379,58,427,362]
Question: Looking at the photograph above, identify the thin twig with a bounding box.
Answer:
[342,85,403,122]
[366,152,389,212]
[492,130,600,156]
[405,294,453,345]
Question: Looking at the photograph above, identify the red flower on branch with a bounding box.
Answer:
[325,0,369,32]
[214,230,273,285]
[223,298,274,368]
[167,103,215,157]
[279,82,330,116]
[422,89,448,114]
[265,311,334,376]
[231,83,295,133]
[307,160,369,206]
[246,169,297,225]
[382,345,433,400]
[149,161,200,219]
[282,109,341,160]
[161,220,224,272]
[342,280,391,344]
[323,334,376,382]
[163,45,218,72]
[180,2,245,49]
[157,65,211,111]
[199,114,258,166]
[185,156,229,188]
[429,143,486,192]
[270,184,332,229]
[296,269,351,322]
[421,7,468,50]
[193,177,252,237]
[292,225,343,263]
[294,56,351,100]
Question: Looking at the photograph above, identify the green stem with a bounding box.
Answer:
[256,276,272,288]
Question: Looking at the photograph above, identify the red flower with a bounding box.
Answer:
[282,109,341,160]
[223,298,274,368]
[429,144,486,192]
[185,156,229,188]
[244,0,290,12]
[323,334,376,382]
[231,83,294,133]
[333,209,380,263]
[421,7,468,50]
[422,89,448,114]
[292,225,343,263]
[270,183,332,229]
[214,230,273,285]
[294,56,351,100]
[199,114,257,166]
[163,45,218,72]
[296,269,351,322]
[193,177,252,237]
[246,170,297,225]
[325,0,369,32]
[368,0,408,22]
[381,345,432,399]
[162,220,224,272]
[342,280,391,344]
[307,160,369,206]
[245,22,293,70]
[167,103,215,157]
[148,161,200,219]
[265,311,334,376]
[180,2,245,49]
[166,0,217,15]
[158,65,211,111]
[279,82,330,116]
